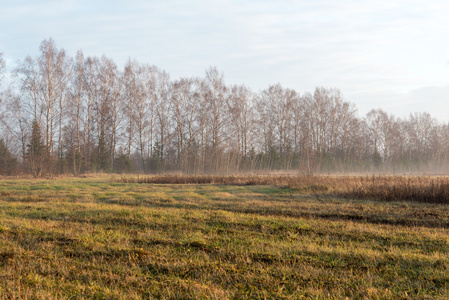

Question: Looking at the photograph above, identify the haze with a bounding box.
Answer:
[1,0,448,120]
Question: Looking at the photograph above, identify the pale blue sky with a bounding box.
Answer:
[1,0,449,120]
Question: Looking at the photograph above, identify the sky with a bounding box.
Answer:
[1,0,449,120]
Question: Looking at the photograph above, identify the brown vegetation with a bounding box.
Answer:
[118,174,449,204]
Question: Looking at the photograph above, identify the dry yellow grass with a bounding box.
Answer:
[0,176,448,298]
[118,174,449,204]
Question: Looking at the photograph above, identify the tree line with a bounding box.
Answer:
[0,39,448,176]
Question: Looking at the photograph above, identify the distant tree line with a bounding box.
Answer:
[1,39,449,176]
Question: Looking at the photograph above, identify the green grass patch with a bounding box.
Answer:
[0,176,448,299]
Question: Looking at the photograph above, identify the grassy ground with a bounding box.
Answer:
[0,176,448,299]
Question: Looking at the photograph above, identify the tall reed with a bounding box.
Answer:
[117,174,449,204]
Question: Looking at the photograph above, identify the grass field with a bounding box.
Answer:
[0,175,448,299]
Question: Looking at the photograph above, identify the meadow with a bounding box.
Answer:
[0,175,448,299]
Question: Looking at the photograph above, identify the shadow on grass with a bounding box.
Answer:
[95,196,449,229]
[5,195,449,230]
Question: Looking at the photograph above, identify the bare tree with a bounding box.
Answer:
[82,56,103,171]
[102,56,123,171]
[122,61,162,172]
[255,88,273,168]
[276,87,295,168]
[365,109,397,170]
[228,84,255,170]
[3,92,29,162]
[13,39,71,172]
[140,64,160,171]
[88,55,122,172]
[66,50,85,175]
[123,59,138,159]
[202,67,229,171]
[172,78,190,171]
[14,56,41,125]
[153,68,172,171]
[37,39,71,155]
[0,54,28,165]
[172,77,202,172]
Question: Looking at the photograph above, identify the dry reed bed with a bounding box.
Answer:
[118,175,449,204]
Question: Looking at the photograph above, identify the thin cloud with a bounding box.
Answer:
[1,0,449,120]
[350,85,449,121]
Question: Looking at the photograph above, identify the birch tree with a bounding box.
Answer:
[228,84,255,169]
[65,50,85,175]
